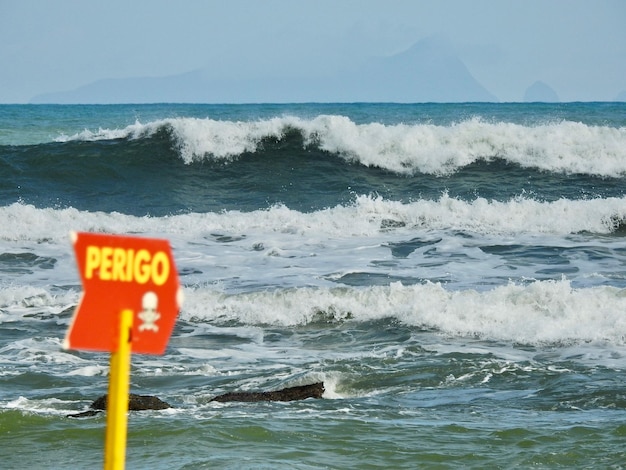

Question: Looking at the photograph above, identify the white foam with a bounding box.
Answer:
[0,285,79,323]
[181,279,626,345]
[65,365,108,377]
[5,396,79,415]
[0,195,624,247]
[56,115,626,176]
[0,337,83,364]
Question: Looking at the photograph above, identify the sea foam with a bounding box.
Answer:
[181,279,626,345]
[57,115,626,176]
[1,194,624,244]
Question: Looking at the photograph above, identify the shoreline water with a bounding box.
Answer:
[1,102,625,468]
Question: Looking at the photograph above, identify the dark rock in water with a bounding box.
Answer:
[67,408,102,418]
[92,393,171,411]
[66,383,324,418]
[211,382,325,403]
[67,393,171,418]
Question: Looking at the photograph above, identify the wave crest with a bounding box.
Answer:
[56,115,626,177]
[182,280,626,345]
[1,195,625,243]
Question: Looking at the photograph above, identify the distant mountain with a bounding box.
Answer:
[615,90,626,101]
[335,35,497,102]
[31,36,497,104]
[523,81,559,102]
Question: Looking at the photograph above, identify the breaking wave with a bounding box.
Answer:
[56,115,626,176]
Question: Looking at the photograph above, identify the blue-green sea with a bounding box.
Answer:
[1,102,626,468]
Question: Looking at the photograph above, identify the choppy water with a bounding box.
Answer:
[1,102,626,468]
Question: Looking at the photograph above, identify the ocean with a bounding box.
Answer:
[1,102,626,469]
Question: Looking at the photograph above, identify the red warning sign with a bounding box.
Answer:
[64,232,184,354]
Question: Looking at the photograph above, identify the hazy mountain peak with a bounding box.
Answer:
[352,35,498,102]
[31,35,498,103]
[524,81,559,102]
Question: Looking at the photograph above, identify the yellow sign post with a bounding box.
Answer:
[64,232,183,470]
[104,309,133,470]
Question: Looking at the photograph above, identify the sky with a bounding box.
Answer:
[1,0,625,103]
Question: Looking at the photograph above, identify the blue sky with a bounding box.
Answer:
[1,0,625,103]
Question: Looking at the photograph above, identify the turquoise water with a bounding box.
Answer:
[1,103,626,468]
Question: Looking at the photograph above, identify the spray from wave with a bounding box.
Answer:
[56,115,626,176]
[1,194,625,243]
[1,276,625,346]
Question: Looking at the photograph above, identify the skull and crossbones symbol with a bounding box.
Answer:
[138,291,160,332]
